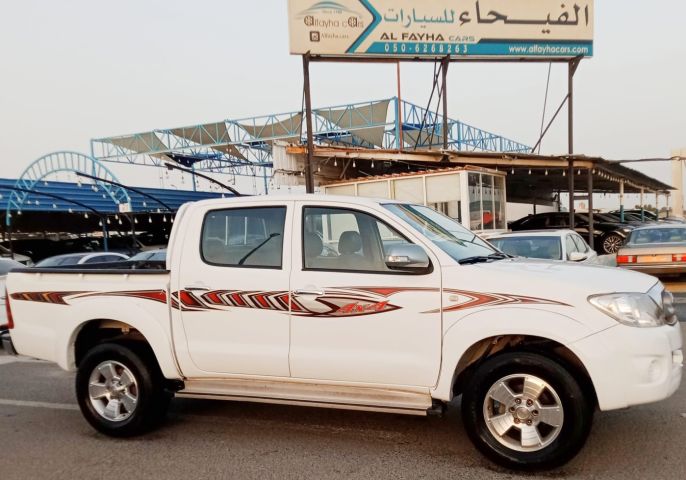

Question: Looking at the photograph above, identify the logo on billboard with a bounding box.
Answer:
[297,1,357,17]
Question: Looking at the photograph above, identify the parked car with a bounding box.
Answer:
[616,224,686,276]
[34,252,129,268]
[127,249,167,262]
[596,212,645,226]
[0,258,24,329]
[610,209,658,222]
[0,244,33,267]
[509,212,634,254]
[610,210,685,224]
[3,195,682,470]
[489,230,598,264]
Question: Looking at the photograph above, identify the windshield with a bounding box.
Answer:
[490,236,562,260]
[629,227,686,244]
[35,254,85,267]
[595,213,619,222]
[383,203,497,262]
[130,250,166,262]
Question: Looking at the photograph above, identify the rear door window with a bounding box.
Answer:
[201,207,287,268]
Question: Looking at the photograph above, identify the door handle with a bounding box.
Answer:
[184,285,210,292]
[293,288,325,297]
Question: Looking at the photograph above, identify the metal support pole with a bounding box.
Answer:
[128,214,137,253]
[396,62,403,151]
[102,222,109,252]
[302,54,315,194]
[263,166,269,194]
[655,191,659,218]
[568,159,574,225]
[191,164,197,192]
[640,187,645,221]
[619,181,625,222]
[566,57,581,227]
[441,56,449,150]
[7,223,14,259]
[587,168,594,249]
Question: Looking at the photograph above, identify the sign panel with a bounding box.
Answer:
[288,0,593,59]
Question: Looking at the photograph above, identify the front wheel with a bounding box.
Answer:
[76,342,170,437]
[601,233,624,254]
[461,352,593,470]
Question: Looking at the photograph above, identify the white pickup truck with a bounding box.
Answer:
[2,195,682,470]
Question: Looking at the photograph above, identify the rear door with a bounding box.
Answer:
[174,201,293,377]
[289,201,442,387]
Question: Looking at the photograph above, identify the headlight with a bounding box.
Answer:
[662,290,678,325]
[589,293,665,327]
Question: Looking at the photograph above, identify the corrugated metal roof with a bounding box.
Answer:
[0,178,229,214]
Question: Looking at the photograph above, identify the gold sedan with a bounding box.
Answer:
[616,225,686,276]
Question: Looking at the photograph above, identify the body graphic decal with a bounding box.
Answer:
[172,288,402,317]
[9,291,87,305]
[10,290,167,305]
[429,289,570,313]
[9,287,567,315]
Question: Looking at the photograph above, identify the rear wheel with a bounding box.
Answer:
[76,342,170,437]
[461,352,593,470]
[601,233,624,254]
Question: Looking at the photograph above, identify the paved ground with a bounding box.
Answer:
[0,321,684,480]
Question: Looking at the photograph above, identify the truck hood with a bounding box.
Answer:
[444,258,659,305]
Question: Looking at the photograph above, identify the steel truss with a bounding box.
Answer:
[91,97,530,176]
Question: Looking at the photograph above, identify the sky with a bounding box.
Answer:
[0,0,684,203]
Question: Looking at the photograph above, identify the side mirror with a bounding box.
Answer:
[568,251,587,262]
[385,244,431,272]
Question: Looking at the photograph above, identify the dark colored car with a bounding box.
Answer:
[509,212,634,254]
[610,209,658,221]
[595,212,645,226]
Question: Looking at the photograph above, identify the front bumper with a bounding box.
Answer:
[0,331,18,355]
[571,322,682,411]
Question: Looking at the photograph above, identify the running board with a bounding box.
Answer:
[177,378,432,416]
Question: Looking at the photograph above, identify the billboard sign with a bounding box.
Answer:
[288,0,593,59]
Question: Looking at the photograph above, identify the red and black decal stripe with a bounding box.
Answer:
[9,287,568,316]
[9,291,87,305]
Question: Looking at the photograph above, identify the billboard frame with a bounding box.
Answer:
[300,52,586,238]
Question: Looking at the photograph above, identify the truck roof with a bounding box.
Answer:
[188,194,405,208]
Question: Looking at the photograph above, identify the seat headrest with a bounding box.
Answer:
[304,232,323,259]
[339,231,362,255]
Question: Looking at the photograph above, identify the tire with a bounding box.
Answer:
[601,233,624,254]
[461,352,593,471]
[75,342,170,437]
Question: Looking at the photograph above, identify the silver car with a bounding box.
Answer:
[616,224,686,275]
[489,229,599,263]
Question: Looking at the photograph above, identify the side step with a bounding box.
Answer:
[177,378,433,416]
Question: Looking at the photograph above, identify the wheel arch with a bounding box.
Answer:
[449,334,597,409]
[62,301,181,379]
[433,308,598,405]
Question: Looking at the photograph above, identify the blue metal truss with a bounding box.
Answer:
[90,97,530,175]
[5,152,132,226]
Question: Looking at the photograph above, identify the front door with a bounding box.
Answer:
[176,201,292,376]
[289,202,442,387]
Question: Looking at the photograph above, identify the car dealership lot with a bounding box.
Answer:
[1,322,684,480]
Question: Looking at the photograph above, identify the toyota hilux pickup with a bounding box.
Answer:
[2,195,682,470]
